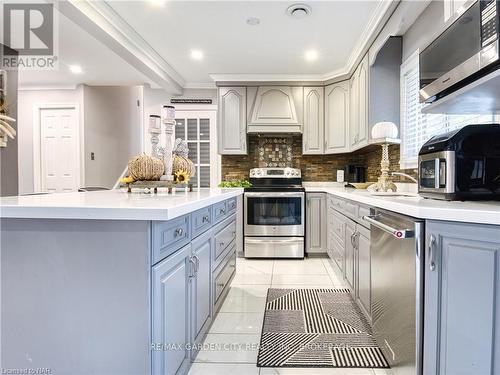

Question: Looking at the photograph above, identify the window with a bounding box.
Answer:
[174,110,218,188]
[400,51,497,169]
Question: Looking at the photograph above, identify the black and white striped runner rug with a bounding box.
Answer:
[257,288,390,368]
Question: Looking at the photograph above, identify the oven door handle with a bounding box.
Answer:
[244,192,304,198]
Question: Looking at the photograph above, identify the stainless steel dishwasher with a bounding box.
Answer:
[363,208,424,375]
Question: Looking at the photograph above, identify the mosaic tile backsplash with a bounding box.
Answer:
[258,137,293,167]
[221,135,417,182]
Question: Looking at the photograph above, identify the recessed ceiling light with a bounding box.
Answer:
[190,49,203,60]
[149,0,166,7]
[305,50,318,62]
[246,17,260,26]
[69,64,83,74]
[286,4,312,19]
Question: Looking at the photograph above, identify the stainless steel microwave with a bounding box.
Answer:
[420,0,500,103]
[418,124,500,200]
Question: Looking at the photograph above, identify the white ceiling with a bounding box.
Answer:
[17,10,156,89]
[107,0,382,86]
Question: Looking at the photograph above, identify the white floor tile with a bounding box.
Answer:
[194,333,260,364]
[321,258,347,287]
[231,273,272,285]
[209,312,264,334]
[226,285,270,299]
[188,363,259,375]
[372,369,394,375]
[220,292,267,313]
[259,367,374,375]
[273,258,328,275]
[236,258,274,275]
[271,274,334,286]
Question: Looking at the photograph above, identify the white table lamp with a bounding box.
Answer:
[368,122,399,193]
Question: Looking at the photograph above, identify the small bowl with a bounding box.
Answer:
[349,182,376,189]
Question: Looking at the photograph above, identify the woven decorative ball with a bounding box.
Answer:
[172,155,195,177]
[128,154,164,181]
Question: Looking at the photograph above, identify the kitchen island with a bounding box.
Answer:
[0,188,243,375]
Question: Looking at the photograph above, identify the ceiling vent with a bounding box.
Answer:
[286,4,312,19]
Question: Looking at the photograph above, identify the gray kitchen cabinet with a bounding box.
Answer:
[306,193,327,254]
[247,86,303,133]
[349,53,369,150]
[324,81,350,154]
[190,229,212,360]
[218,87,247,155]
[302,87,325,154]
[424,221,500,375]
[152,244,191,375]
[344,218,356,291]
[355,225,371,319]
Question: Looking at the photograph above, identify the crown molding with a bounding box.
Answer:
[183,82,217,89]
[59,0,184,94]
[18,84,79,91]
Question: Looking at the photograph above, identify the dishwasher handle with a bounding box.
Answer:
[363,215,415,239]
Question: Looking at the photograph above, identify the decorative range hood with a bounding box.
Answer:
[247,86,303,133]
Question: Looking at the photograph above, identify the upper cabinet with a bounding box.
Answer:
[325,81,350,154]
[303,87,324,155]
[247,86,303,133]
[218,87,247,155]
[350,53,369,150]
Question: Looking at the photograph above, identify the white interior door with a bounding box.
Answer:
[40,107,79,193]
[173,110,219,188]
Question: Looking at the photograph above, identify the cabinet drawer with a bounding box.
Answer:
[227,197,237,215]
[344,201,359,218]
[214,250,236,304]
[213,215,237,265]
[213,200,228,224]
[332,211,345,246]
[152,214,191,265]
[191,206,213,238]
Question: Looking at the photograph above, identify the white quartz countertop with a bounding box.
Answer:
[0,188,243,221]
[304,185,500,225]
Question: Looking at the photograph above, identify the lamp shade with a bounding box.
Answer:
[371,121,398,139]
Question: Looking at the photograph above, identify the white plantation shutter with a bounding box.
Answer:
[400,51,497,169]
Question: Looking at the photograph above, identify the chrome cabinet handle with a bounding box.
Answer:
[350,232,356,247]
[232,231,236,237]
[219,242,225,247]
[428,234,436,271]
[193,255,200,273]
[220,209,225,215]
[202,215,209,223]
[188,257,196,278]
[217,282,225,288]
[175,228,183,237]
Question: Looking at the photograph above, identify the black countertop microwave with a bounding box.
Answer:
[420,0,500,103]
[418,124,500,200]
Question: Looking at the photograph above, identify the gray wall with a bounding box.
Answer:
[0,45,19,197]
[403,0,445,61]
[83,85,142,188]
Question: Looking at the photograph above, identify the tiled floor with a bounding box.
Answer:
[189,256,393,375]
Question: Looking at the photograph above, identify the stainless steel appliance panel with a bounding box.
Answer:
[244,192,305,236]
[365,210,424,375]
[244,237,304,258]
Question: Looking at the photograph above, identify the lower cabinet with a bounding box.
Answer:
[151,244,191,375]
[344,218,356,291]
[355,226,371,319]
[306,193,327,254]
[424,221,500,375]
[151,197,238,375]
[190,230,213,359]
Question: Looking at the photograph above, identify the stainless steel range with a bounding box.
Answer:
[244,168,305,259]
